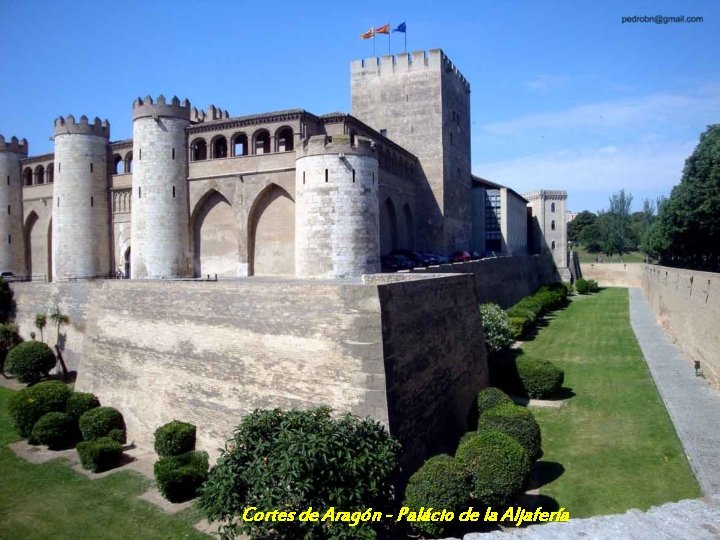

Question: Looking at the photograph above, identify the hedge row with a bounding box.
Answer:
[490,355,565,399]
[506,282,570,340]
[153,421,208,503]
[575,278,599,294]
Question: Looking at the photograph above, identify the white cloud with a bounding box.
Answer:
[526,74,570,91]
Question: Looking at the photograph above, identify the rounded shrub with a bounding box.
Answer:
[30,411,78,449]
[508,316,528,339]
[588,279,599,293]
[506,307,537,325]
[8,380,72,437]
[479,303,513,353]
[154,451,209,503]
[575,278,589,294]
[477,403,542,461]
[154,421,196,457]
[456,430,531,508]
[79,407,125,442]
[403,455,467,538]
[516,357,564,399]
[65,392,100,421]
[475,387,513,422]
[4,341,56,384]
[76,436,123,472]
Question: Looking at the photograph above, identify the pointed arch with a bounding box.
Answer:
[247,183,295,276]
[402,203,415,250]
[24,211,51,281]
[191,189,238,277]
[380,197,398,255]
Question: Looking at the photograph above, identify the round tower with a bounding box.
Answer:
[295,134,380,278]
[131,95,191,278]
[52,116,111,280]
[0,135,28,275]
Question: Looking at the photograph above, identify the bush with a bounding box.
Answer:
[0,322,22,373]
[154,451,209,503]
[197,407,400,540]
[403,455,467,537]
[154,421,196,457]
[8,381,72,437]
[575,278,589,294]
[479,303,514,353]
[477,403,542,461]
[475,387,513,422]
[508,316,529,339]
[4,341,56,384]
[506,307,537,325]
[79,407,125,442]
[76,437,123,472]
[65,392,100,421]
[456,430,531,507]
[516,357,564,399]
[588,279,599,293]
[30,412,78,449]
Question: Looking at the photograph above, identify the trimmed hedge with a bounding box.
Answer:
[30,412,78,449]
[76,437,123,472]
[8,381,72,437]
[516,357,564,399]
[575,278,589,294]
[477,403,542,461]
[79,407,125,443]
[508,317,527,340]
[4,341,56,384]
[475,387,513,424]
[456,430,531,507]
[588,279,599,293]
[65,392,100,421]
[403,455,467,537]
[154,421,196,457]
[154,451,209,502]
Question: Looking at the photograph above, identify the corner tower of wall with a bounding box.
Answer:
[131,96,192,279]
[52,116,111,279]
[0,135,28,274]
[525,190,570,281]
[295,134,380,278]
[350,49,472,252]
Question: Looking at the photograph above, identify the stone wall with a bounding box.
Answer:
[642,265,720,388]
[10,274,487,475]
[409,254,560,308]
[581,262,643,287]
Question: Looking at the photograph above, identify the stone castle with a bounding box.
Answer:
[0,49,568,282]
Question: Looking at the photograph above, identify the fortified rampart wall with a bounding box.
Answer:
[642,265,720,389]
[409,254,560,308]
[10,273,487,476]
[580,262,643,288]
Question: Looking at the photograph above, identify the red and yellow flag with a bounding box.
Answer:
[375,23,390,34]
[360,27,375,39]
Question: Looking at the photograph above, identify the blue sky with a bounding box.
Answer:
[1,0,718,212]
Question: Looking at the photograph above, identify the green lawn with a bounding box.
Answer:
[523,288,700,517]
[0,388,209,539]
[575,248,646,264]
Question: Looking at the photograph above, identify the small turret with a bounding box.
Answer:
[0,135,29,156]
[132,95,191,121]
[0,134,28,274]
[54,115,110,138]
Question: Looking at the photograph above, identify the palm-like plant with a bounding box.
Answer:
[34,314,47,342]
[50,307,70,379]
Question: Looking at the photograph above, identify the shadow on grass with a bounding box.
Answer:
[530,461,565,490]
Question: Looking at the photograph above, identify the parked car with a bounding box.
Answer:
[390,250,435,267]
[381,254,415,272]
[483,251,498,259]
[0,271,15,282]
[450,250,472,263]
[425,252,450,265]
[469,251,482,260]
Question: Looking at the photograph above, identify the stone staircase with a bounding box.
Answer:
[451,496,720,539]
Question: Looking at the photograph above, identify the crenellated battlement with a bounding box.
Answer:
[350,48,470,91]
[132,95,191,121]
[0,134,28,155]
[54,115,110,138]
[300,134,375,158]
[524,190,567,201]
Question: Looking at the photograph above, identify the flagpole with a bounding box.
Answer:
[373,31,376,56]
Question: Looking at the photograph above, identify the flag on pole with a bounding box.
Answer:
[392,22,406,33]
[360,27,375,39]
[375,23,390,34]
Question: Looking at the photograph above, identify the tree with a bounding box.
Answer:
[651,125,720,269]
[34,314,47,343]
[49,307,70,379]
[567,211,597,244]
[606,189,634,261]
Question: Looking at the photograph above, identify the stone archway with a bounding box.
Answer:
[248,185,294,276]
[192,190,238,277]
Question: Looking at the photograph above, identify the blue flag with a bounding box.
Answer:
[393,22,406,33]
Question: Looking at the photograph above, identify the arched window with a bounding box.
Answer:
[551,220,556,231]
[47,163,54,183]
[551,240,556,250]
[232,133,248,156]
[391,154,398,175]
[34,165,45,185]
[276,127,294,152]
[113,154,123,175]
[551,202,556,213]
[253,130,270,155]
[125,151,133,173]
[191,138,207,161]
[23,168,32,186]
[212,136,228,159]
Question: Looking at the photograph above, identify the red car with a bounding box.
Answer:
[450,250,472,263]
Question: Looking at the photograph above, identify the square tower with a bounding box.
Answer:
[525,190,571,281]
[351,49,472,252]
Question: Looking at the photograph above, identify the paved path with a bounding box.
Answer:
[628,287,720,497]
